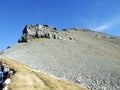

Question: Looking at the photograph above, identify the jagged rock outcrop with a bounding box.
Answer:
[18,24,72,42]
[18,24,120,45]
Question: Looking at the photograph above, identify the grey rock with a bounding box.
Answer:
[18,24,71,42]
[1,24,120,90]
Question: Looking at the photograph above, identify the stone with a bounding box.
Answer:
[18,24,73,42]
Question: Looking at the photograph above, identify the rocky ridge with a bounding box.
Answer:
[18,24,120,45]
[1,24,120,90]
[18,24,73,42]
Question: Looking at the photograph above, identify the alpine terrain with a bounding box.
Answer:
[0,24,120,90]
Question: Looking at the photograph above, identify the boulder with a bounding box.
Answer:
[18,24,72,42]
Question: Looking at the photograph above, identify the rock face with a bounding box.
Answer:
[18,24,72,42]
[1,24,120,90]
[18,24,120,45]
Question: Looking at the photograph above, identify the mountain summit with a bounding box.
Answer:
[18,24,120,44]
[1,24,120,90]
[18,24,72,42]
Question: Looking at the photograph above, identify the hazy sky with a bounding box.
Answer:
[0,0,120,50]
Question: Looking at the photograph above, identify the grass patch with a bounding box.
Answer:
[0,57,88,90]
[34,38,40,42]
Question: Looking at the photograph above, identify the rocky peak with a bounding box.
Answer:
[18,24,120,43]
[18,24,72,42]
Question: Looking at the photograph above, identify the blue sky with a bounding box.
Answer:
[0,0,120,50]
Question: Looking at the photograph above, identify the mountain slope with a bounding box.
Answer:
[1,24,120,90]
[0,57,87,90]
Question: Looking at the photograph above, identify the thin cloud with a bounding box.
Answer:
[91,16,120,31]
[94,25,109,31]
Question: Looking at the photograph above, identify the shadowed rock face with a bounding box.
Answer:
[1,24,120,90]
[18,24,73,42]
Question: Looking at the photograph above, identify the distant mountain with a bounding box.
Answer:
[1,24,120,90]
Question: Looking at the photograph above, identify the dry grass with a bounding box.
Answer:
[58,39,64,44]
[34,38,40,42]
[0,57,87,90]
